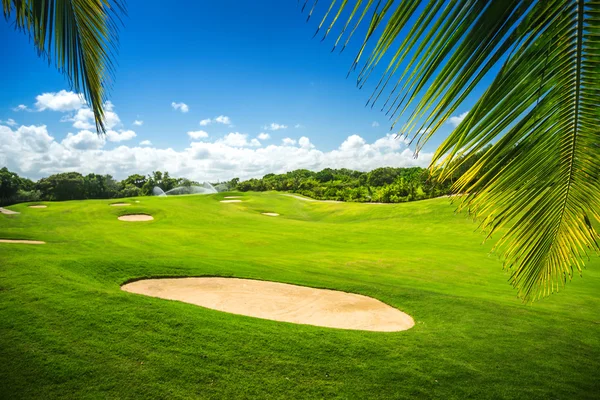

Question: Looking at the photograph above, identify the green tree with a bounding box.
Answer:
[2,0,124,132]
[0,167,22,206]
[310,0,600,300]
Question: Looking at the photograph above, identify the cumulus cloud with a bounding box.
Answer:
[447,111,469,127]
[62,130,105,150]
[187,130,209,139]
[35,90,86,112]
[372,121,380,127]
[171,102,189,113]
[257,132,270,140]
[0,118,17,127]
[200,115,232,126]
[217,132,261,148]
[1,124,431,182]
[106,129,136,142]
[133,120,144,126]
[282,138,296,146]
[264,122,287,131]
[62,103,121,130]
[140,140,152,146]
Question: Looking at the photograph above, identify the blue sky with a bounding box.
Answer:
[0,1,468,181]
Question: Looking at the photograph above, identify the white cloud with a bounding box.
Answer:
[187,130,209,139]
[217,132,261,148]
[35,90,86,112]
[1,124,432,182]
[372,121,380,127]
[447,111,469,127]
[200,115,232,126]
[0,118,17,127]
[106,129,136,142]
[140,140,152,146]
[62,130,106,150]
[298,136,314,149]
[12,104,30,112]
[133,120,144,126]
[62,103,121,130]
[171,102,189,113]
[294,124,303,129]
[264,122,288,131]
[257,132,270,140]
[282,138,297,146]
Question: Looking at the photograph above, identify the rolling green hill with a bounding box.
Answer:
[1,193,598,399]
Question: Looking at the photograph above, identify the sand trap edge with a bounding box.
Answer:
[0,239,45,244]
[118,214,154,222]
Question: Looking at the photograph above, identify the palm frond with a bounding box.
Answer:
[307,0,600,301]
[2,0,125,133]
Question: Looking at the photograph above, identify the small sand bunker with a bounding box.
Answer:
[224,196,242,199]
[122,277,414,332]
[118,214,154,222]
[0,207,19,215]
[28,205,47,209]
[220,200,242,203]
[110,203,131,207]
[262,212,279,217]
[0,239,45,245]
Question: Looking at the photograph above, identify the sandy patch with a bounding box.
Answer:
[0,239,45,244]
[220,200,242,203]
[118,214,154,222]
[224,196,242,199]
[122,277,414,332]
[262,212,279,217]
[0,207,19,215]
[110,203,131,206]
[28,205,47,209]
[282,194,342,203]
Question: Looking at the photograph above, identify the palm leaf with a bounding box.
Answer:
[2,0,125,133]
[306,0,600,301]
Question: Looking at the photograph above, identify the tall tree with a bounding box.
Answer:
[308,0,600,300]
[2,0,125,132]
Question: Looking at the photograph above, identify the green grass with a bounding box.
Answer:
[1,192,598,399]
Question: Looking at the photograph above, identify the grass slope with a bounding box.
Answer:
[0,192,598,399]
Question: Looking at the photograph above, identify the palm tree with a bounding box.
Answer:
[2,0,124,132]
[306,0,600,301]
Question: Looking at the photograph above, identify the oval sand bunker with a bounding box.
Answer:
[0,239,45,244]
[118,214,154,222]
[28,205,47,208]
[262,212,279,217]
[122,277,414,332]
[110,203,131,207]
[220,200,242,203]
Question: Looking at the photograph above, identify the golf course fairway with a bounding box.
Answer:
[0,192,598,399]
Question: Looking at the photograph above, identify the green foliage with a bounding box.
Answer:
[2,0,125,132]
[308,0,600,301]
[237,166,451,203]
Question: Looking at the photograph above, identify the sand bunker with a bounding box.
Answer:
[118,214,154,222]
[122,277,414,332]
[262,212,279,217]
[0,239,45,244]
[0,207,19,215]
[110,203,131,206]
[224,196,241,199]
[220,200,242,203]
[28,205,47,209]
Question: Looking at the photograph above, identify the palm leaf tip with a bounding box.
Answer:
[2,0,126,134]
[307,0,600,301]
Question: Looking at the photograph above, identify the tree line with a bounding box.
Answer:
[0,169,225,206]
